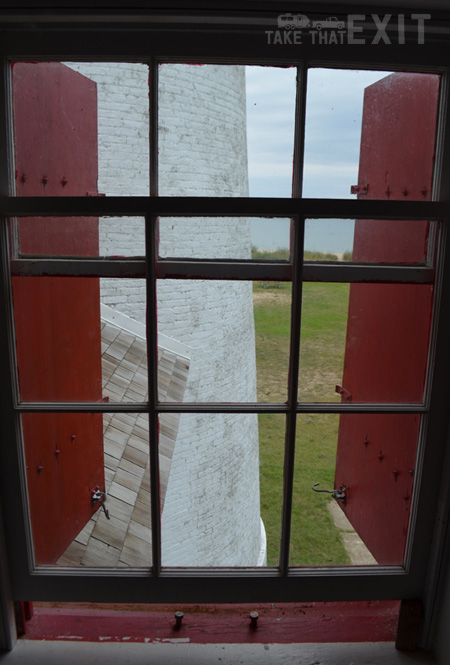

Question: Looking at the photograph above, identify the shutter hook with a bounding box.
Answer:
[91,487,111,519]
[311,482,347,503]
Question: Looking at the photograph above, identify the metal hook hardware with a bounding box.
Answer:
[174,611,184,630]
[91,488,111,519]
[249,611,259,629]
[311,483,347,503]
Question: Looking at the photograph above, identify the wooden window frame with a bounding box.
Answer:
[0,12,450,637]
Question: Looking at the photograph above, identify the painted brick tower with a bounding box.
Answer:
[69,62,264,566]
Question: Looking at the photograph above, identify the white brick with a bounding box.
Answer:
[69,62,263,567]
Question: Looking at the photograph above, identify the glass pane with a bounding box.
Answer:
[251,219,291,256]
[350,219,436,264]
[12,276,149,403]
[305,219,354,262]
[101,311,148,404]
[157,279,291,404]
[299,283,349,403]
[299,282,433,403]
[158,217,291,260]
[13,276,103,402]
[13,62,149,197]
[100,217,145,257]
[24,412,152,568]
[246,66,296,197]
[254,281,291,403]
[290,413,420,567]
[100,278,146,326]
[15,217,145,257]
[303,69,439,200]
[290,414,351,566]
[161,414,264,566]
[304,219,437,264]
[157,280,263,403]
[259,414,285,566]
[158,64,296,197]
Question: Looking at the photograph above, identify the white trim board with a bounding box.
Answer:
[100,304,191,359]
[0,641,437,665]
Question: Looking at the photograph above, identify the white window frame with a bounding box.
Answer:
[0,11,450,647]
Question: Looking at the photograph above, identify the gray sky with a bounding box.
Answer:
[245,67,390,252]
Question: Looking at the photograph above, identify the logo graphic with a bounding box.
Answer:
[277,13,310,30]
[278,14,346,31]
[267,13,430,45]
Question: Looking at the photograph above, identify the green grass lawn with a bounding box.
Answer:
[253,278,352,566]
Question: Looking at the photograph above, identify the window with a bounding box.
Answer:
[1,11,450,624]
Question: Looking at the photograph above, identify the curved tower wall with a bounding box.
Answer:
[69,62,262,566]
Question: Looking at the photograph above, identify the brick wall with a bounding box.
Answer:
[69,62,263,566]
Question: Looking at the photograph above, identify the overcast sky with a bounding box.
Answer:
[245,67,390,252]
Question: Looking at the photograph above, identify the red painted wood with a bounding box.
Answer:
[14,601,34,636]
[24,602,34,622]
[13,602,27,637]
[13,62,99,199]
[22,601,400,644]
[334,73,439,565]
[12,62,104,564]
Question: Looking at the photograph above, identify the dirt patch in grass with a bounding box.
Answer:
[253,283,348,403]
[252,285,291,306]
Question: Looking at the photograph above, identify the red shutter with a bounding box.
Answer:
[12,62,105,564]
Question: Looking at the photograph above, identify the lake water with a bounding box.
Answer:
[251,218,355,254]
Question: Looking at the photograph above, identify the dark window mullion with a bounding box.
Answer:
[146,59,162,575]
[156,260,434,284]
[10,258,147,278]
[146,56,161,577]
[9,257,435,284]
[280,65,307,574]
[279,216,305,575]
[149,57,158,198]
[2,196,446,219]
[146,213,161,576]
[14,402,428,415]
[292,64,307,199]
[14,401,428,414]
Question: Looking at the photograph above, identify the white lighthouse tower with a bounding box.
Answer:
[68,62,265,566]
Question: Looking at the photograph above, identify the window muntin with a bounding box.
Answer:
[1,47,447,606]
